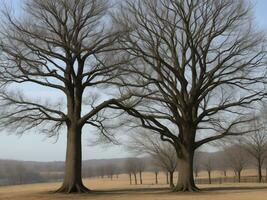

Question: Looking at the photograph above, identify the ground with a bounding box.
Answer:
[1,172,267,200]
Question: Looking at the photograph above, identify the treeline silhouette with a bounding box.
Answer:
[1,148,266,186]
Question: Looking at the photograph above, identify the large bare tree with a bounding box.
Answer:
[0,0,126,193]
[111,0,267,191]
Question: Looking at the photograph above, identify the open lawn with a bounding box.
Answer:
[1,172,267,200]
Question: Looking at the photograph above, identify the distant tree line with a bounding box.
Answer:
[0,162,44,186]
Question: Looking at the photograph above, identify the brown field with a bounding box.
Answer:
[1,171,267,200]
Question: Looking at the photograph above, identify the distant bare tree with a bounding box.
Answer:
[125,161,133,185]
[244,114,267,183]
[136,159,146,184]
[203,156,213,184]
[97,166,106,179]
[0,0,127,193]
[111,0,267,192]
[220,152,230,177]
[124,158,138,185]
[225,140,248,183]
[153,165,160,185]
[193,151,202,178]
[126,131,177,188]
[105,164,116,180]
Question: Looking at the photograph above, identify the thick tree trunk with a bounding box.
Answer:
[139,171,143,184]
[56,125,89,193]
[169,171,174,188]
[173,149,199,192]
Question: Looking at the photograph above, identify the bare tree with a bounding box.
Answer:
[193,151,202,178]
[136,159,146,184]
[244,113,267,183]
[127,131,177,188]
[125,160,133,185]
[0,0,127,193]
[124,158,138,185]
[225,140,248,183]
[111,0,267,191]
[153,165,160,185]
[219,152,230,177]
[105,164,116,180]
[203,156,213,184]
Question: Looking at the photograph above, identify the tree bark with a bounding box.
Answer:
[56,125,90,193]
[173,148,199,192]
[139,171,143,184]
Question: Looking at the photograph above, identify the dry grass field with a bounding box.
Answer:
[1,171,267,200]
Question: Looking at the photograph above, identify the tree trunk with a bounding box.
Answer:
[56,125,89,193]
[129,173,132,185]
[173,148,199,192]
[139,171,143,184]
[166,172,169,185]
[208,171,211,184]
[169,171,174,188]
[134,173,137,185]
[238,171,241,183]
[257,159,262,183]
[224,170,227,177]
[155,172,158,184]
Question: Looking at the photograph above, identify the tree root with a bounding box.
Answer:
[55,183,91,193]
[172,184,200,192]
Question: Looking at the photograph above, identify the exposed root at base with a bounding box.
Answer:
[172,185,200,192]
[55,183,91,193]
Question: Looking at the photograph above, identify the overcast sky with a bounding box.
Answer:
[0,0,267,162]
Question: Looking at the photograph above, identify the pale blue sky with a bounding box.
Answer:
[0,0,267,162]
